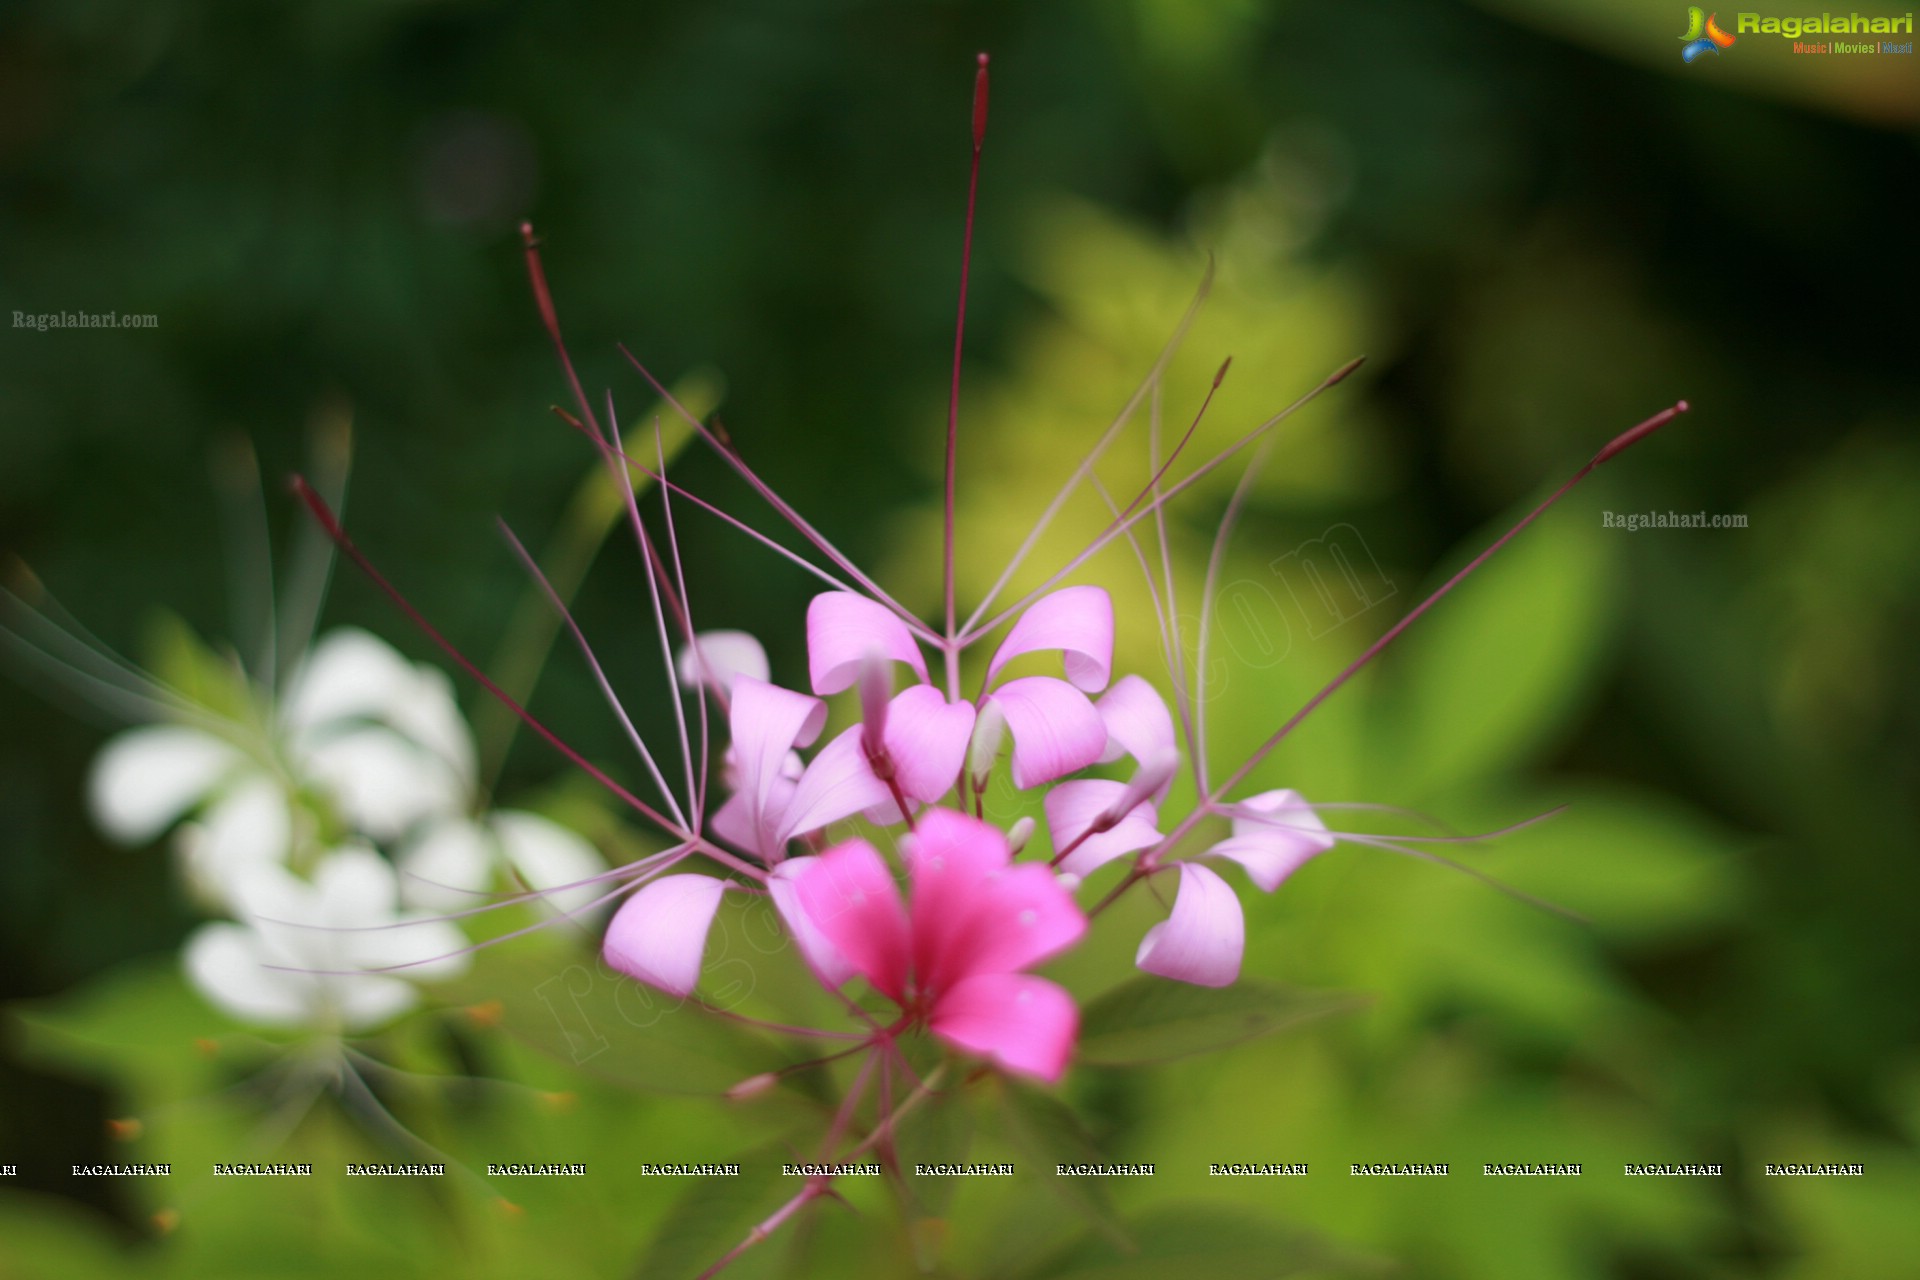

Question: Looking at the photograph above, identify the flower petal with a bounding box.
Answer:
[981,677,1107,790]
[791,838,910,1002]
[179,776,293,906]
[88,725,243,844]
[1135,863,1244,988]
[930,972,1079,1083]
[396,818,492,911]
[602,874,732,998]
[1044,779,1162,879]
[884,686,976,804]
[282,627,417,733]
[777,725,895,845]
[805,592,929,695]
[676,630,770,695]
[1209,789,1336,892]
[904,808,1010,980]
[383,664,478,789]
[986,585,1113,693]
[333,974,427,1031]
[295,726,467,840]
[183,921,313,1027]
[1095,674,1177,777]
[769,858,856,989]
[491,810,607,917]
[945,863,1088,985]
[725,676,828,858]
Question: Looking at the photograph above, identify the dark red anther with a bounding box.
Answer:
[972,53,990,150]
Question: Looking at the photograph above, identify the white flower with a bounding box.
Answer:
[87,627,476,904]
[397,809,608,918]
[183,846,469,1033]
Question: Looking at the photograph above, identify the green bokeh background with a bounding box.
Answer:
[2,1,1916,1276]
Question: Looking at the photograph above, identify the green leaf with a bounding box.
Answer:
[633,1142,794,1280]
[1015,1204,1366,1280]
[145,610,256,723]
[1076,977,1364,1067]
[1383,511,1615,796]
[998,1081,1126,1246]
[894,1085,974,1215]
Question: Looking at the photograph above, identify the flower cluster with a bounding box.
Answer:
[86,626,603,1033]
[604,588,1344,1081]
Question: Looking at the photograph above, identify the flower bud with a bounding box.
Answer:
[725,1071,779,1102]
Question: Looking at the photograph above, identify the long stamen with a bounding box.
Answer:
[1194,434,1279,794]
[610,413,702,828]
[289,475,688,838]
[617,345,935,638]
[654,423,716,816]
[496,519,688,830]
[962,261,1216,637]
[944,52,989,640]
[1148,379,1204,778]
[1205,400,1689,807]
[965,352,1279,644]
[520,223,606,442]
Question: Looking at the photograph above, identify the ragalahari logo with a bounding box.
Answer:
[1681,7,1739,59]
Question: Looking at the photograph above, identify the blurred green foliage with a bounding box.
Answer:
[3,0,1917,1276]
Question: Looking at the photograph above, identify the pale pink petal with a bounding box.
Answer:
[602,874,731,998]
[768,858,856,988]
[1135,863,1244,988]
[791,838,911,1001]
[1094,675,1177,775]
[1044,779,1162,879]
[710,788,779,855]
[982,677,1107,790]
[806,592,930,695]
[778,726,894,844]
[885,686,976,803]
[930,973,1078,1083]
[726,676,827,858]
[1209,789,1336,892]
[676,630,770,694]
[985,585,1113,693]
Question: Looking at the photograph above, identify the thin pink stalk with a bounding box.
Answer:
[944,53,990,640]
[1086,473,1177,693]
[610,416,702,828]
[1209,400,1689,808]
[1193,435,1279,795]
[290,476,689,840]
[961,260,1217,637]
[695,1063,947,1280]
[1146,399,1690,867]
[496,518,689,832]
[520,224,606,444]
[617,345,937,640]
[1147,380,1204,778]
[966,354,1355,643]
[654,423,716,817]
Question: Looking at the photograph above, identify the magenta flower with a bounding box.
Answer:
[781,808,1086,1081]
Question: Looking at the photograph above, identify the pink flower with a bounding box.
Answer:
[1134,790,1337,987]
[805,585,1112,796]
[778,808,1086,1082]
